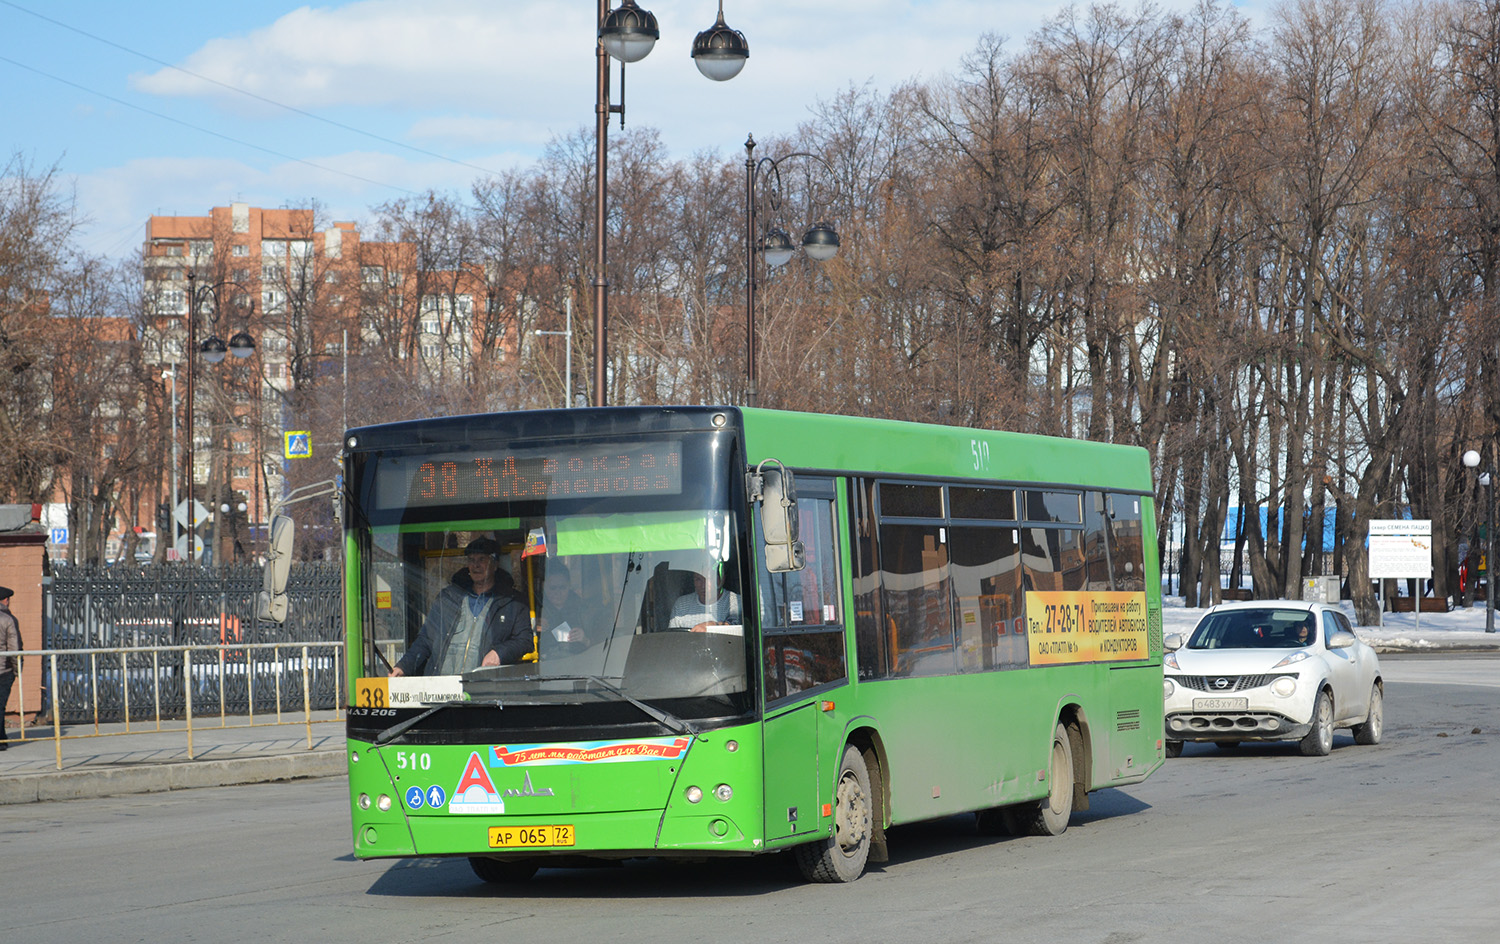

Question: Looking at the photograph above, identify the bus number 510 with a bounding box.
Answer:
[971,439,991,472]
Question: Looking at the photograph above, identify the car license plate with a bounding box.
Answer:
[1194,697,1248,712]
[488,824,575,849]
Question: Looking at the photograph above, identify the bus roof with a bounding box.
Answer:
[739,407,1153,494]
[343,405,1153,494]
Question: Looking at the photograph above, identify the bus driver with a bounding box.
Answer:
[390,538,533,676]
[668,560,742,633]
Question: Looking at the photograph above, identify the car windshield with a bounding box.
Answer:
[1187,608,1317,650]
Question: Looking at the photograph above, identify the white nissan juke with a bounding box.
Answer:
[1163,600,1383,757]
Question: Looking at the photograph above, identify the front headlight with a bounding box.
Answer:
[1271,676,1297,697]
[1272,650,1310,668]
[1163,678,1175,698]
[1164,651,1179,670]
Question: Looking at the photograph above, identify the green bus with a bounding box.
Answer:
[335,406,1165,883]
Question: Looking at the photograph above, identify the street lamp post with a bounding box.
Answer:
[744,133,841,407]
[183,269,256,564]
[162,367,180,558]
[1463,448,1496,632]
[593,1,748,407]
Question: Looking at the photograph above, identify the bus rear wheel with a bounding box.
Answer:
[1008,722,1075,837]
[469,857,538,884]
[794,744,873,883]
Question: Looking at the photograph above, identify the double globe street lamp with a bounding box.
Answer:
[1462,448,1497,632]
[183,269,256,563]
[593,1,748,406]
[744,133,840,407]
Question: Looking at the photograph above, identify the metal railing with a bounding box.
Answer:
[6,641,346,769]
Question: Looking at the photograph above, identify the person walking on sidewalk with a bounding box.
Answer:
[0,586,19,751]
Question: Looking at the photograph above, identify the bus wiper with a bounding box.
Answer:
[548,675,697,736]
[373,699,501,745]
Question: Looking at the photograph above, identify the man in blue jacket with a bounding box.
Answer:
[390,538,532,676]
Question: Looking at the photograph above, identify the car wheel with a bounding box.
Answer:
[1299,690,1334,756]
[1165,739,1183,758]
[1353,681,1383,745]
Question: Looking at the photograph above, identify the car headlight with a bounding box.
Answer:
[1164,651,1179,670]
[1272,651,1309,668]
[1271,676,1297,697]
[1163,679,1175,698]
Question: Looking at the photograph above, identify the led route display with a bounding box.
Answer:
[373,440,684,510]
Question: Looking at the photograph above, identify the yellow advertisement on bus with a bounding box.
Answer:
[1025,590,1151,665]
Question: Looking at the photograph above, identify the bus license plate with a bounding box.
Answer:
[1193,697,1248,712]
[488,825,575,849]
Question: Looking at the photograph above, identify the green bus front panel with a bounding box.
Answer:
[349,724,767,860]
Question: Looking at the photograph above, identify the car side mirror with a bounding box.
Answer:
[1164,633,1184,652]
[1328,630,1357,649]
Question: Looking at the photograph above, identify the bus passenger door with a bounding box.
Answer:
[763,700,822,844]
[756,475,848,847]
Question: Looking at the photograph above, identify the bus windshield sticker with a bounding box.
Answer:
[553,511,710,556]
[1024,591,1151,665]
[490,737,692,766]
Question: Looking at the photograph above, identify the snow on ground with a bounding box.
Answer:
[1162,597,1500,652]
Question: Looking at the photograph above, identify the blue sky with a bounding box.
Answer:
[2,0,1262,260]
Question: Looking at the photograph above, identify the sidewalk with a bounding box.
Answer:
[0,711,346,805]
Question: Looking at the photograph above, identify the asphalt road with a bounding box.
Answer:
[3,654,1497,944]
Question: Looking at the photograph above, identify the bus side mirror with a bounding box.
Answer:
[256,514,294,623]
[749,460,805,573]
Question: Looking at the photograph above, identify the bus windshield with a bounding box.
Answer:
[352,427,754,726]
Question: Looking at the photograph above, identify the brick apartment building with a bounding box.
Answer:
[137,202,494,563]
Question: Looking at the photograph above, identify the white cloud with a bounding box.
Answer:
[70,148,512,258]
[132,0,588,111]
[124,1,1060,158]
[74,0,1251,261]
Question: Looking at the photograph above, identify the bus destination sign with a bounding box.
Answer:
[374,440,683,509]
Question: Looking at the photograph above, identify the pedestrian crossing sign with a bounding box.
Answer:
[284,431,312,459]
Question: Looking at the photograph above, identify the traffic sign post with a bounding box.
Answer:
[174,498,211,531]
[174,533,205,562]
[284,431,312,459]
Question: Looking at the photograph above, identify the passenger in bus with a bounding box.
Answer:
[536,559,590,654]
[668,561,742,633]
[390,538,533,677]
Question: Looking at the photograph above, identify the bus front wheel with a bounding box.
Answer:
[1009,722,1075,837]
[794,744,873,883]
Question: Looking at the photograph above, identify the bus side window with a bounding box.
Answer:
[879,522,955,678]
[949,525,1023,671]
[849,478,886,680]
[1106,493,1146,591]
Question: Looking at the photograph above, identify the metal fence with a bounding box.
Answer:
[41,562,343,723]
[7,641,346,768]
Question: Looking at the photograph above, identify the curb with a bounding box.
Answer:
[0,750,346,806]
